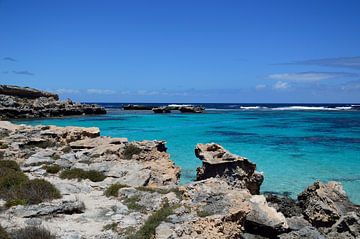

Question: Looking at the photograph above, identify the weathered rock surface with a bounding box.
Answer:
[0,121,359,239]
[0,84,106,119]
[195,143,264,194]
[298,181,359,227]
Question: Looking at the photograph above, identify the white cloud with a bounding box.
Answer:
[268,72,357,82]
[55,88,80,94]
[291,56,360,69]
[86,89,116,94]
[273,81,289,90]
[255,84,266,90]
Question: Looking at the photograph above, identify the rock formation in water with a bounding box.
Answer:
[195,143,264,194]
[0,121,359,238]
[0,85,106,119]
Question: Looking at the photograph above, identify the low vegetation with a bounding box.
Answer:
[104,183,129,197]
[42,165,61,174]
[123,195,145,211]
[0,224,9,239]
[136,186,182,199]
[0,160,61,208]
[0,142,8,149]
[11,226,56,239]
[197,209,214,217]
[102,222,118,232]
[127,200,175,239]
[123,144,142,159]
[59,168,106,182]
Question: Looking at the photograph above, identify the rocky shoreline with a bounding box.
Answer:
[0,85,106,120]
[0,121,359,238]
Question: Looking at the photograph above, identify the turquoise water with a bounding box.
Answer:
[14,109,360,204]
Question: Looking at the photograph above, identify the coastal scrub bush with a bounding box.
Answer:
[123,144,142,160]
[0,161,61,207]
[123,195,145,211]
[14,179,61,205]
[42,164,61,174]
[0,142,8,149]
[104,183,129,197]
[60,168,106,182]
[102,222,118,232]
[127,200,174,239]
[136,186,182,199]
[12,226,56,239]
[0,224,10,239]
[0,160,20,171]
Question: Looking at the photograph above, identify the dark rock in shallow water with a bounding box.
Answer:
[0,85,106,120]
[195,143,263,194]
[122,104,155,110]
[265,194,302,218]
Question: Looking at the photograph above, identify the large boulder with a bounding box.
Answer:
[298,181,359,227]
[195,143,263,194]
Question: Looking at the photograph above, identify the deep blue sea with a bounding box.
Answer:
[14,103,360,204]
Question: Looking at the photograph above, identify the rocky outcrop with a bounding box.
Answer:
[0,85,106,120]
[0,122,359,239]
[0,85,59,100]
[195,143,264,194]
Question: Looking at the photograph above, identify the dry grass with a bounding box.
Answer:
[59,168,106,182]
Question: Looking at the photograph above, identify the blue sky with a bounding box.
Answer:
[1,0,360,103]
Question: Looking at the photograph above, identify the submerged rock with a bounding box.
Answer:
[195,143,263,194]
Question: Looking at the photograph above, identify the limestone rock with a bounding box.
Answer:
[244,195,289,237]
[195,143,263,194]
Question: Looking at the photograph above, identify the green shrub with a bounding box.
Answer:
[42,165,61,174]
[0,160,20,171]
[136,186,182,199]
[0,171,28,198]
[14,179,61,205]
[127,201,174,239]
[12,226,56,239]
[197,209,214,217]
[123,195,145,211]
[4,198,27,208]
[105,183,129,197]
[102,222,118,232]
[0,224,9,239]
[123,144,142,160]
[60,168,106,182]
[0,142,8,149]
[0,161,61,207]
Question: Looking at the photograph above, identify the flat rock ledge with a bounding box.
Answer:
[0,84,106,119]
[0,121,359,239]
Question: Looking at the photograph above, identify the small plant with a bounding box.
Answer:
[197,209,214,217]
[51,154,60,160]
[123,195,145,211]
[0,171,28,196]
[105,183,129,197]
[43,165,61,174]
[0,142,8,149]
[127,201,174,239]
[136,186,182,199]
[123,144,142,160]
[12,226,56,239]
[0,224,10,239]
[60,168,106,182]
[0,160,20,171]
[102,222,118,232]
[14,179,61,205]
[4,198,27,208]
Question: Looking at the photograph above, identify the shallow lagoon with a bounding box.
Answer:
[15,108,360,204]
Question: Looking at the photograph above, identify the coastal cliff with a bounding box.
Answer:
[0,121,359,239]
[0,85,106,120]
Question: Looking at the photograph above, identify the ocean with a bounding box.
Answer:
[13,103,360,204]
